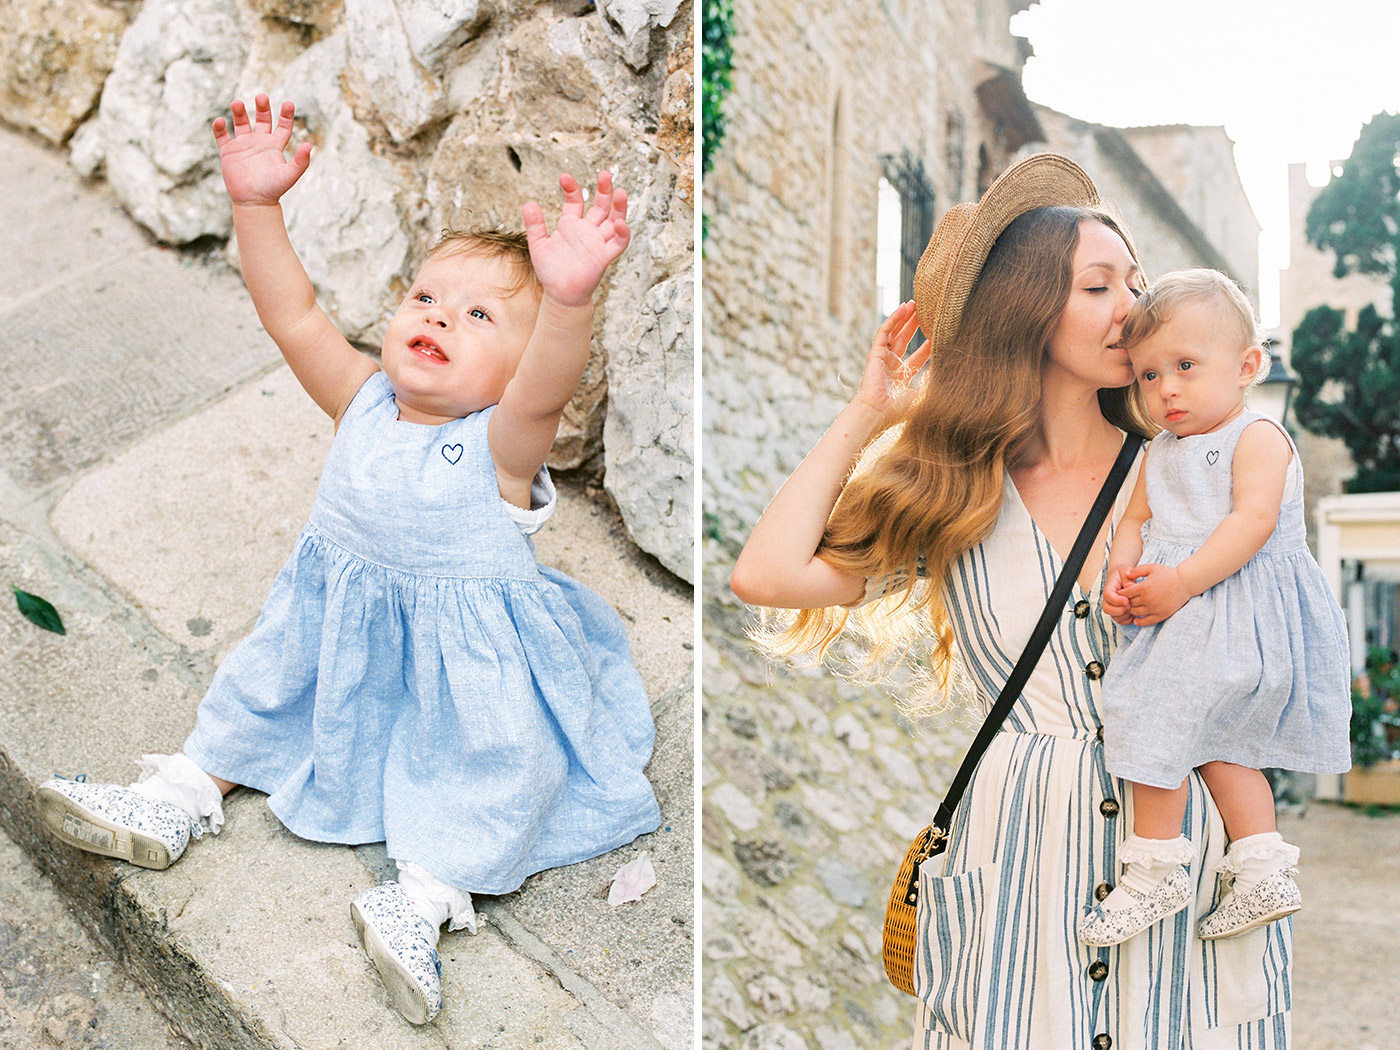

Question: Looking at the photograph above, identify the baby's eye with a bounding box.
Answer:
[1141,370,1157,382]
[415,292,434,304]
[1179,361,1193,371]
[469,308,489,320]
[1086,286,1107,294]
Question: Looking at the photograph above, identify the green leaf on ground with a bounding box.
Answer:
[11,584,66,635]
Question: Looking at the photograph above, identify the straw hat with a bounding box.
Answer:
[913,153,1100,356]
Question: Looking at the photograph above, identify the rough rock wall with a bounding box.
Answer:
[0,0,693,582]
[701,1,1028,1045]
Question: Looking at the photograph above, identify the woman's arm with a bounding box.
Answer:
[730,302,925,610]
[1120,420,1291,625]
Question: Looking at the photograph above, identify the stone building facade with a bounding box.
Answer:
[701,8,1267,1050]
[0,0,694,581]
[1034,107,1261,301]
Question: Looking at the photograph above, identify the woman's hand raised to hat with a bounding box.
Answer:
[852,301,929,429]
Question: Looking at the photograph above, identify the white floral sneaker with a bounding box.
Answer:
[351,883,444,1024]
[1197,867,1301,940]
[1077,864,1192,947]
[35,778,196,870]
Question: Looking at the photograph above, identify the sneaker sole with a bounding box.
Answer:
[351,900,433,1025]
[1197,901,1301,940]
[35,785,174,870]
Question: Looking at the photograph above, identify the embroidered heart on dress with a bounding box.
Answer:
[1206,450,1219,466]
[441,443,464,465]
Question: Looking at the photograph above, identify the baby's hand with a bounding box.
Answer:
[1102,566,1135,626]
[212,95,312,208]
[1118,563,1192,626]
[522,172,631,308]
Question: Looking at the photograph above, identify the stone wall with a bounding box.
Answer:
[0,0,694,581]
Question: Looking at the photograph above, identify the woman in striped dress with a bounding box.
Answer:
[730,154,1291,1049]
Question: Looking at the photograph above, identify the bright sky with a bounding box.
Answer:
[1010,0,1400,328]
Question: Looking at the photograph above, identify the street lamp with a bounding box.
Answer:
[1249,337,1297,428]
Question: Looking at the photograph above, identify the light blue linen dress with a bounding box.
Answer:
[1102,411,1351,789]
[912,448,1293,1050]
[184,372,661,894]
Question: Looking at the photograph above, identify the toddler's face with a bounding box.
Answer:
[1128,300,1256,438]
[380,252,540,425]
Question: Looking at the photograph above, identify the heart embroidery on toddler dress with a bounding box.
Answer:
[441,444,464,465]
[1205,450,1219,466]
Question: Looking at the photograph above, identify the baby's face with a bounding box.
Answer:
[1128,300,1254,438]
[380,252,540,425]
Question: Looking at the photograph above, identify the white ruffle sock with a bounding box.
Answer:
[396,861,477,943]
[128,752,226,838]
[1220,832,1300,894]
[1103,834,1196,911]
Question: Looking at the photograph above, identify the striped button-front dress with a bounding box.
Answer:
[911,455,1291,1050]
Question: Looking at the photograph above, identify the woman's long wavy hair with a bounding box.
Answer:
[757,206,1156,704]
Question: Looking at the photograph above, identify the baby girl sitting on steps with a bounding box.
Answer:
[36,94,661,1026]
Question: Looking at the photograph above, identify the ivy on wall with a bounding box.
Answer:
[702,0,733,177]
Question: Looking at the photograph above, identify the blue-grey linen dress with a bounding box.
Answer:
[1102,410,1351,788]
[183,372,661,894]
[911,450,1293,1050]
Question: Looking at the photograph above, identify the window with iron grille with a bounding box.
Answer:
[876,152,935,339]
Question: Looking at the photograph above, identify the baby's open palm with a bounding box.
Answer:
[212,95,312,207]
[523,172,631,307]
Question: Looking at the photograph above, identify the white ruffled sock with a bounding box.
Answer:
[1102,834,1195,911]
[1221,832,1299,894]
[396,861,477,943]
[127,753,226,838]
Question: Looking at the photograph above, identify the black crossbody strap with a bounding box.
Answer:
[930,435,1141,837]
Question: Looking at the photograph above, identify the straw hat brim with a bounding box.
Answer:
[913,153,1100,356]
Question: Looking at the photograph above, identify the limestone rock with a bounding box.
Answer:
[595,0,683,70]
[343,0,445,143]
[91,0,247,243]
[604,271,693,581]
[272,34,414,344]
[0,0,134,146]
[248,0,343,30]
[399,0,492,70]
[659,20,695,205]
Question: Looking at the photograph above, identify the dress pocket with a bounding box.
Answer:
[1197,914,1292,1029]
[913,860,997,1043]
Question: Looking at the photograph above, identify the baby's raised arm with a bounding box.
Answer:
[730,302,927,610]
[213,95,376,422]
[488,172,630,509]
[1120,420,1291,625]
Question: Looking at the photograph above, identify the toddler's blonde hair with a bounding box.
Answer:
[1119,268,1271,385]
[427,226,540,297]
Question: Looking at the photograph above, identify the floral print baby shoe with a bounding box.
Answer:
[1197,867,1302,939]
[35,778,195,870]
[351,882,444,1024]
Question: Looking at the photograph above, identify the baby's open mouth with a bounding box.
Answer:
[409,337,448,362]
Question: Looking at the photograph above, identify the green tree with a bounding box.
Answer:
[1291,112,1400,493]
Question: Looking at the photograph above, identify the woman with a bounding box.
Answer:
[730,154,1291,1049]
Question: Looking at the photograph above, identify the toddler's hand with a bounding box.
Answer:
[1119,563,1191,626]
[1102,566,1134,626]
[522,172,631,308]
[212,95,312,208]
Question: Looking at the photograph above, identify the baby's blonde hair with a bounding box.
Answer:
[1119,268,1271,385]
[427,226,540,297]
